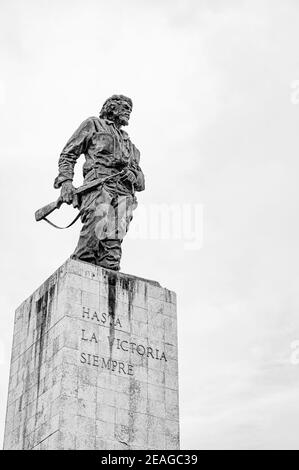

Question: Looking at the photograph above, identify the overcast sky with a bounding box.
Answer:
[1,0,299,449]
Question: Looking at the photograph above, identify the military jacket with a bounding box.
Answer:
[54,117,145,193]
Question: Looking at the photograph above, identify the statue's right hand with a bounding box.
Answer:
[60,180,75,205]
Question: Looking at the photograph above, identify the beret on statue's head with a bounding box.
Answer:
[100,94,133,119]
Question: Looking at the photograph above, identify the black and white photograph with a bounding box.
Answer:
[0,0,299,453]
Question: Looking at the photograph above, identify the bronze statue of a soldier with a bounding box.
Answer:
[52,94,145,271]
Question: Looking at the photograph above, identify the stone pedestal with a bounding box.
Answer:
[3,259,179,450]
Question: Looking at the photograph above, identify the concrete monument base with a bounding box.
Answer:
[3,259,179,450]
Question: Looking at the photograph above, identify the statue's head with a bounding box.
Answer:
[100,94,133,127]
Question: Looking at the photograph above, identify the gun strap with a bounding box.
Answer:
[42,211,82,229]
[40,170,130,229]
[41,185,104,229]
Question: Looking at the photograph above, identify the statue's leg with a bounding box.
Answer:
[71,187,112,265]
[97,239,122,270]
[115,194,137,239]
[96,194,137,270]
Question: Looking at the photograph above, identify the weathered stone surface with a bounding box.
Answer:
[3,258,179,450]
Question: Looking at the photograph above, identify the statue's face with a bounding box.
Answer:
[110,99,132,126]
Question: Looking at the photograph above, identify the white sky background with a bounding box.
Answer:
[1,0,299,449]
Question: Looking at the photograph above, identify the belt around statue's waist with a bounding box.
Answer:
[84,168,120,182]
[83,168,134,194]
